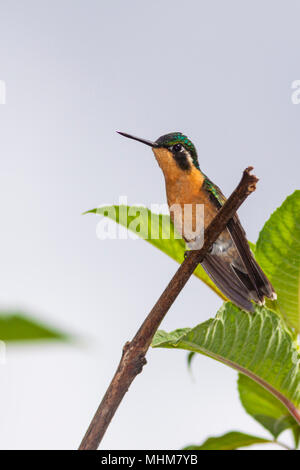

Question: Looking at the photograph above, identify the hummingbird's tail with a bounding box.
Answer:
[201,216,276,313]
[226,216,276,304]
[201,254,256,312]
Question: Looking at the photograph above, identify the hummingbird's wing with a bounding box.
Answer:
[201,253,255,311]
[202,177,276,311]
[226,215,275,300]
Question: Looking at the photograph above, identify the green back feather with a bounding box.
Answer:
[203,176,226,207]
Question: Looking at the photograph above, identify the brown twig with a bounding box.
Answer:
[79,167,258,450]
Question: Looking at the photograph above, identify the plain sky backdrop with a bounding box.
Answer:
[0,0,299,450]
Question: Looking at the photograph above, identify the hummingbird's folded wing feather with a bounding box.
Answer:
[227,216,276,300]
[201,253,255,312]
[202,175,276,306]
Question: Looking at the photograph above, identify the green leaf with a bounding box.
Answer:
[184,431,271,450]
[153,303,300,425]
[85,205,226,299]
[0,312,67,342]
[255,191,300,333]
[248,240,256,252]
[187,351,195,370]
[238,374,299,438]
[292,425,300,449]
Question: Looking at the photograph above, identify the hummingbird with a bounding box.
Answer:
[117,131,276,312]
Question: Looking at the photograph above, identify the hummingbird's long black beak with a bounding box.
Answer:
[117,131,158,148]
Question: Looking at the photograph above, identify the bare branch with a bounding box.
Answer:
[79,167,258,450]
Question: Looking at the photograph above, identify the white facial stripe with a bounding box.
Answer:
[181,147,193,165]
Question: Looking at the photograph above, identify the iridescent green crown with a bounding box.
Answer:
[155,132,199,169]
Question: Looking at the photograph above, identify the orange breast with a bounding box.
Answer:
[152,147,218,239]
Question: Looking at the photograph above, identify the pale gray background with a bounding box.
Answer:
[0,0,299,450]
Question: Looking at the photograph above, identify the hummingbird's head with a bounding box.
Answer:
[154,132,199,171]
[117,131,200,173]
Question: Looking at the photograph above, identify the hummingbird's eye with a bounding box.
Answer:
[173,144,182,152]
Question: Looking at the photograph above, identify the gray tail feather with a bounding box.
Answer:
[227,218,276,301]
[201,254,255,312]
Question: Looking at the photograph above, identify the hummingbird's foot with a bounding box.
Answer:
[184,250,191,259]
